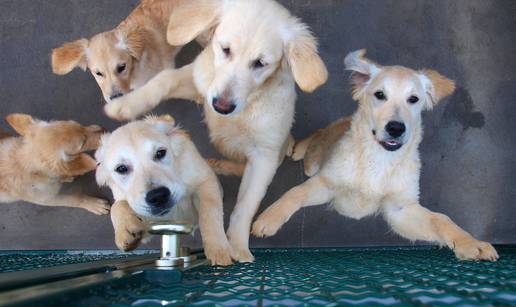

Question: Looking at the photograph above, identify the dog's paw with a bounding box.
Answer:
[104,99,139,122]
[453,238,499,261]
[114,217,146,252]
[230,247,255,263]
[252,208,286,238]
[83,198,110,215]
[204,241,233,266]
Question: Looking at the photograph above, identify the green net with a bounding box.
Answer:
[0,251,154,273]
[40,246,516,306]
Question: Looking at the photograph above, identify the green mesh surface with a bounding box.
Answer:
[45,246,516,306]
[0,251,154,273]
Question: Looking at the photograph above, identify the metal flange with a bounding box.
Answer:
[149,223,196,267]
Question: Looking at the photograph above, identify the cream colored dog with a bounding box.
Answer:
[0,114,109,215]
[52,0,199,103]
[252,50,499,261]
[103,0,328,262]
[95,115,233,266]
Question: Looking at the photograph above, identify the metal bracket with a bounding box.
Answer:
[149,223,197,267]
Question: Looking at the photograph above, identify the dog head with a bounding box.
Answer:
[51,26,146,103]
[6,113,103,176]
[95,115,190,219]
[344,49,455,152]
[166,0,327,116]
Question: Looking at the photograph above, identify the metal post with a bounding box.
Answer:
[149,223,197,267]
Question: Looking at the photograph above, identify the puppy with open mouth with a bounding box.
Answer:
[252,50,498,261]
[95,115,233,266]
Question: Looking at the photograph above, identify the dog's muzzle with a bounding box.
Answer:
[379,121,405,151]
[145,186,174,216]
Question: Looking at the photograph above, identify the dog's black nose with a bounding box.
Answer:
[110,92,124,100]
[145,187,171,207]
[385,121,406,138]
[212,96,236,115]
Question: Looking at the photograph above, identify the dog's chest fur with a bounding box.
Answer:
[321,119,421,219]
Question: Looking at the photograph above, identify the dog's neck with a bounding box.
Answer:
[349,104,422,168]
[5,137,62,179]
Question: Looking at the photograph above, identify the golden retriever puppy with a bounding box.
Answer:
[252,50,499,261]
[0,114,109,215]
[51,0,197,103]
[104,0,327,262]
[95,115,233,266]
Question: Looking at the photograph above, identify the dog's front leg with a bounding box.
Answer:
[207,159,245,177]
[26,194,110,215]
[383,201,499,261]
[197,177,233,266]
[104,64,200,121]
[252,176,333,238]
[226,153,279,262]
[111,200,146,251]
[252,175,334,238]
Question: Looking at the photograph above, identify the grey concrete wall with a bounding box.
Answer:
[0,0,514,250]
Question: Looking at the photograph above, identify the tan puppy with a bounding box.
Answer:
[95,115,233,266]
[104,0,327,262]
[52,0,197,103]
[252,50,499,261]
[0,114,109,215]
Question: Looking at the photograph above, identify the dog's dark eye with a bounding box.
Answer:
[408,95,419,104]
[115,164,129,174]
[95,71,104,77]
[374,91,386,100]
[222,46,231,57]
[116,63,126,74]
[154,148,167,161]
[252,59,266,69]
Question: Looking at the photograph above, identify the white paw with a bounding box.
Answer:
[204,241,233,266]
[230,247,255,263]
[252,208,286,238]
[114,215,146,252]
[104,99,139,121]
[454,238,499,261]
[83,198,110,215]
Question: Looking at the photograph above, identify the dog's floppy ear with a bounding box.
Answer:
[344,49,382,100]
[419,69,456,109]
[116,26,147,60]
[51,39,89,75]
[95,133,111,187]
[285,21,328,93]
[167,0,220,46]
[6,113,36,136]
[62,154,97,177]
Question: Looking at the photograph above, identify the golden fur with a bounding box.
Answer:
[103,0,327,262]
[95,115,233,266]
[0,114,109,215]
[51,0,198,103]
[252,50,498,261]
